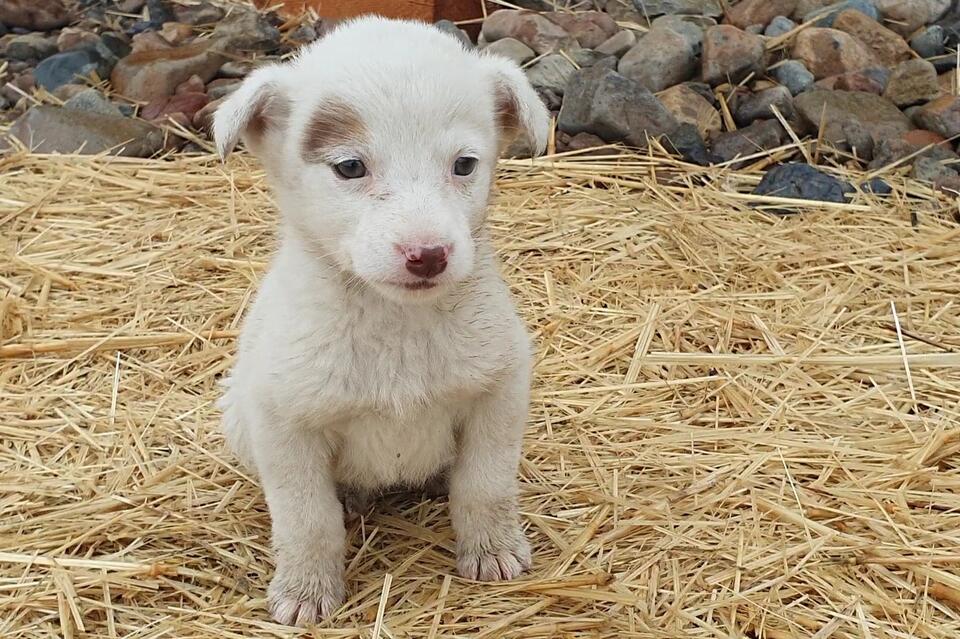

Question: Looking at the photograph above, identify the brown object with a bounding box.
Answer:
[254,0,488,25]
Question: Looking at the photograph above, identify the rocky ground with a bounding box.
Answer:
[2,0,960,204]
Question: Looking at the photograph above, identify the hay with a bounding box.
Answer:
[1,147,960,638]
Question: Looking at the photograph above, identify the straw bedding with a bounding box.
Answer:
[2,148,960,638]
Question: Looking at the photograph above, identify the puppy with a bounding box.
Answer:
[213,17,549,626]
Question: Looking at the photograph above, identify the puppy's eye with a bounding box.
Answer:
[333,159,367,179]
[453,156,478,177]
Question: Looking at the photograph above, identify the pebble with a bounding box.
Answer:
[725,0,798,30]
[861,177,892,195]
[0,0,73,30]
[634,0,723,17]
[481,10,578,55]
[434,20,471,48]
[173,1,226,25]
[816,68,889,94]
[791,27,880,79]
[561,131,608,154]
[734,85,796,127]
[712,119,786,165]
[657,83,722,138]
[34,47,111,91]
[525,54,577,94]
[874,0,951,36]
[912,156,958,183]
[160,22,195,47]
[141,91,210,122]
[570,49,618,70]
[794,89,913,150]
[651,15,705,54]
[6,34,58,62]
[701,25,766,86]
[5,105,164,156]
[111,42,227,102]
[544,11,618,49]
[51,83,89,101]
[211,7,282,52]
[57,28,101,53]
[774,60,815,95]
[910,26,946,59]
[804,0,879,26]
[752,163,853,212]
[206,78,239,100]
[557,66,679,148]
[832,9,913,68]
[619,27,697,93]
[914,95,960,138]
[765,16,797,38]
[484,37,536,65]
[63,88,123,118]
[884,59,941,108]
[664,122,720,166]
[132,31,173,54]
[595,30,637,57]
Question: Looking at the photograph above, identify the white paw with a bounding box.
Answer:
[457,533,531,581]
[267,565,345,626]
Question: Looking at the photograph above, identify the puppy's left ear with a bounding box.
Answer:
[483,55,550,156]
[213,64,291,160]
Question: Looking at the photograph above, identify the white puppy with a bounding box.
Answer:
[213,17,549,626]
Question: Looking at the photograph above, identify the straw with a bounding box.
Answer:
[1,146,959,638]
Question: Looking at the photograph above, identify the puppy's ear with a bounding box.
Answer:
[213,65,291,160]
[483,56,550,156]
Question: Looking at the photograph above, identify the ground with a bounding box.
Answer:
[2,149,960,638]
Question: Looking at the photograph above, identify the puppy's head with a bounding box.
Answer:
[214,17,549,303]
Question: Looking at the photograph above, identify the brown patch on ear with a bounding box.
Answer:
[494,85,522,153]
[301,101,367,163]
[246,87,291,143]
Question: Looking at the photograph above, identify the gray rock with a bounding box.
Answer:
[774,60,815,95]
[482,10,579,54]
[4,105,164,157]
[746,24,765,35]
[664,122,721,165]
[435,20,472,48]
[734,85,796,127]
[34,48,110,91]
[63,88,122,118]
[525,54,577,94]
[765,16,797,38]
[794,89,913,148]
[651,14,705,54]
[558,66,678,147]
[484,37,535,65]
[6,34,58,62]
[570,49,618,69]
[911,156,958,182]
[884,59,940,107]
[173,1,226,25]
[211,8,281,52]
[712,119,786,165]
[631,0,723,17]
[753,163,854,213]
[702,25,766,86]
[910,26,946,58]
[595,30,637,57]
[804,0,879,26]
[619,27,696,92]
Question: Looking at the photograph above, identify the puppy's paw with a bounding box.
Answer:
[457,532,531,581]
[267,565,345,626]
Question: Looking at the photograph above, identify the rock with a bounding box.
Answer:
[794,90,913,150]
[774,60,815,95]
[160,22,194,46]
[192,96,224,131]
[619,27,696,92]
[173,1,226,25]
[911,26,946,59]
[34,48,111,92]
[206,78,239,100]
[51,83,88,101]
[525,54,577,94]
[869,134,956,170]
[5,105,164,156]
[664,122,721,165]
[701,25,765,86]
[217,60,254,79]
[791,28,880,79]
[630,0,723,17]
[63,88,123,117]
[912,156,958,182]
[287,23,319,46]
[938,69,956,94]
[752,163,853,212]
[901,129,950,148]
[765,16,797,38]
[545,11,619,49]
[874,0,951,36]
[57,28,100,53]
[657,83,722,137]
[816,68,889,94]
[595,30,637,57]
[651,15,705,53]
[861,177,892,195]
[914,95,960,138]
[734,85,796,127]
[725,0,797,30]
[1,71,35,105]
[712,119,786,164]
[804,0,879,26]
[884,60,940,108]
[832,10,912,68]
[602,0,643,22]
[481,10,578,54]
[111,42,227,102]
[745,24,765,35]
[6,34,58,62]
[210,7,281,52]
[557,66,678,147]
[0,0,72,30]
[558,131,608,154]
[127,0,175,35]
[141,91,209,122]
[131,31,173,54]
[118,0,146,12]
[484,37,536,65]
[536,87,563,111]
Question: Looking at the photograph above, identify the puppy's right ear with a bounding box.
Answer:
[213,65,291,160]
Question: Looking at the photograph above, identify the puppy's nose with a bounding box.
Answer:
[402,245,449,279]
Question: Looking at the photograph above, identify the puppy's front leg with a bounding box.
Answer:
[450,366,531,581]
[253,425,345,626]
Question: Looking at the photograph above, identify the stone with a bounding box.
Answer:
[34,48,112,91]
[752,163,853,212]
[725,0,797,30]
[630,0,723,17]
[874,0,951,36]
[869,135,956,170]
[0,0,72,30]
[557,66,678,147]
[6,34,58,62]
[912,156,958,182]
[287,23,318,46]
[861,177,892,195]
[701,25,765,86]
[734,85,796,127]
[938,69,957,95]
[791,28,880,79]
[5,105,164,156]
[525,54,577,94]
[765,16,797,38]
[774,60,815,95]
[160,22,194,46]
[206,78,239,100]
[570,49,618,70]
[175,74,205,95]
[63,88,122,118]
[57,28,101,53]
[558,131,609,155]
[536,87,563,111]
[804,0,879,26]
[657,83,722,137]
[619,27,696,92]
[51,83,88,101]
[664,122,720,165]
[217,61,254,79]
[481,10,578,55]
[794,90,913,148]
[911,26,946,59]
[111,42,227,102]
[816,68,889,94]
[832,10,912,68]
[711,119,786,164]
[651,15,705,54]
[596,30,637,57]
[884,60,941,108]
[484,37,536,65]
[544,11,619,49]
[210,7,281,52]
[901,129,950,148]
[602,0,643,22]
[131,31,173,54]
[141,91,209,122]
[914,95,960,138]
[192,96,224,131]
[173,1,226,25]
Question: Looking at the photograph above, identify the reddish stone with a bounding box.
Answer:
[725,0,797,29]
[792,28,880,80]
[701,25,766,86]
[816,70,886,95]
[141,91,210,122]
[914,95,960,139]
[481,10,578,55]
[901,129,948,148]
[111,42,226,102]
[0,0,72,30]
[543,11,618,49]
[175,74,206,95]
[131,31,174,54]
[160,22,194,46]
[832,10,912,68]
[56,28,100,53]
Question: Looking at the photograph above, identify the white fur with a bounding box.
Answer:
[214,17,549,626]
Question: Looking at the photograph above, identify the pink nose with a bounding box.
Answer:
[401,244,449,279]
